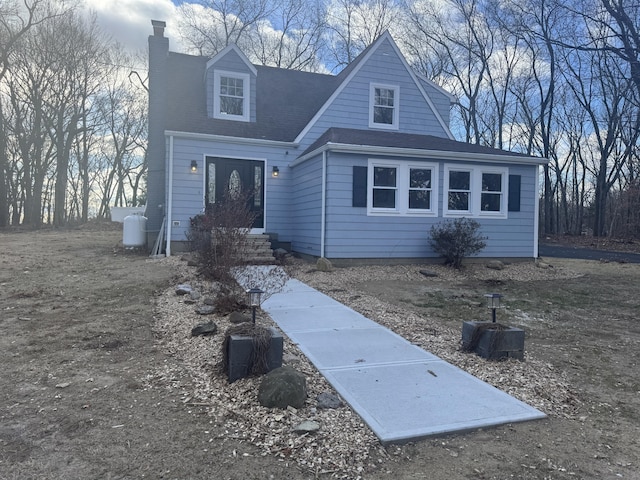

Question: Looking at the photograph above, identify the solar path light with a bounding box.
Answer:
[484,293,503,323]
[247,287,264,324]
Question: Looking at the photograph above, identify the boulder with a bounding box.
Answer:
[283,353,301,365]
[316,391,343,409]
[195,305,216,315]
[419,269,438,278]
[175,284,193,295]
[486,260,505,270]
[229,311,251,324]
[258,366,307,409]
[293,420,320,434]
[316,257,333,272]
[191,321,217,337]
[274,248,289,262]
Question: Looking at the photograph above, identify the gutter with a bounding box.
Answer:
[164,130,297,149]
[291,142,549,167]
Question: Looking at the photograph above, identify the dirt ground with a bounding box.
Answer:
[1,225,639,479]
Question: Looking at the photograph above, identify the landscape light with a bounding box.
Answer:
[248,287,264,324]
[484,293,503,323]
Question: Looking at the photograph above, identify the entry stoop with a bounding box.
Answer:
[242,234,276,264]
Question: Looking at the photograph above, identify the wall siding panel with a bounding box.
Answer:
[298,38,450,153]
[290,155,324,256]
[319,153,539,259]
[166,136,292,243]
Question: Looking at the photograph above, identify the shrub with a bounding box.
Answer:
[429,218,487,268]
[187,189,258,282]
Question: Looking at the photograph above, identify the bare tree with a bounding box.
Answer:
[405,0,496,144]
[495,0,564,234]
[92,49,148,219]
[37,13,108,227]
[0,0,65,226]
[560,25,636,236]
[3,28,58,226]
[246,0,326,71]
[177,0,275,57]
[325,0,400,71]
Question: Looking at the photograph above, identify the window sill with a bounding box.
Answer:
[368,210,437,217]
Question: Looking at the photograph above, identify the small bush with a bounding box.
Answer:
[187,188,258,282]
[429,218,487,268]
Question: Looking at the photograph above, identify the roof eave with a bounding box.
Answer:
[291,142,549,167]
[165,130,297,148]
[205,44,258,76]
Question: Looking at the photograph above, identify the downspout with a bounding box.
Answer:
[166,135,174,257]
[533,164,541,258]
[320,151,327,258]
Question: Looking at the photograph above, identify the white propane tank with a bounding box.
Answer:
[123,213,147,248]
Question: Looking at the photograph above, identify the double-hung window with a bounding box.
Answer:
[372,166,397,209]
[368,160,437,215]
[369,83,399,129]
[444,165,508,218]
[447,169,472,213]
[481,172,503,212]
[213,71,250,122]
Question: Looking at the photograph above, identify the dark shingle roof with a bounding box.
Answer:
[165,52,339,142]
[300,127,538,160]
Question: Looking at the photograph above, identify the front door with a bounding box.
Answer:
[205,157,264,230]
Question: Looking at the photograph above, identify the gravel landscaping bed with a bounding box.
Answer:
[153,257,582,478]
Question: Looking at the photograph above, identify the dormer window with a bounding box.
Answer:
[369,83,399,129]
[214,70,250,122]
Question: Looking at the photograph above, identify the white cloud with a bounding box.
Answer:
[81,0,186,53]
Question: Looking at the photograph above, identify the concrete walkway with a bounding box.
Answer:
[237,269,546,445]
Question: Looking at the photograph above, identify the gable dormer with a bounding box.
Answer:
[205,44,257,123]
[294,32,454,147]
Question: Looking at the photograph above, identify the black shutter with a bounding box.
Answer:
[508,174,521,212]
[352,166,368,207]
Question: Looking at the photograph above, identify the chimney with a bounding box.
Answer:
[151,19,166,37]
[145,20,169,249]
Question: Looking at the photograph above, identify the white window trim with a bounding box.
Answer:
[213,70,250,122]
[367,159,438,216]
[369,83,399,130]
[443,164,508,218]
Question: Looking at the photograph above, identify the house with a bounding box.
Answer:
[145,20,547,263]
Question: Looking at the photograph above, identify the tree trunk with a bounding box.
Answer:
[0,101,8,227]
[53,111,80,227]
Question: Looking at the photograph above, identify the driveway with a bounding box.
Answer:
[539,243,640,263]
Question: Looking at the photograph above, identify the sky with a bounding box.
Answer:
[82,0,187,54]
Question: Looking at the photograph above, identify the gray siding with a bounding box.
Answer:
[290,155,324,256]
[297,38,450,153]
[319,153,539,259]
[165,135,292,243]
[418,78,452,129]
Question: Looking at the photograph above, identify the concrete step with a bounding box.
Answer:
[237,234,275,264]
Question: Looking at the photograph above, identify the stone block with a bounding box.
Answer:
[462,321,525,361]
[228,327,283,383]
